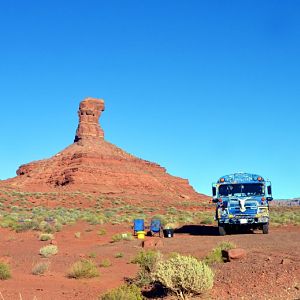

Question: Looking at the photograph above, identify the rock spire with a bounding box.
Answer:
[74,98,105,142]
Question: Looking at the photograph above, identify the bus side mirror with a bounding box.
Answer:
[267,186,272,195]
[212,198,219,203]
[266,197,273,201]
[212,186,216,197]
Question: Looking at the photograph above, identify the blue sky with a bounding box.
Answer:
[0,0,299,199]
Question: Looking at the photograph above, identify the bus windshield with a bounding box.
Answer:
[218,183,264,197]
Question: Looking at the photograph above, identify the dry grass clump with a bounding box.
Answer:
[67,259,99,279]
[111,232,133,242]
[39,233,54,241]
[32,262,50,275]
[0,262,11,280]
[100,258,112,268]
[100,284,143,300]
[39,245,58,258]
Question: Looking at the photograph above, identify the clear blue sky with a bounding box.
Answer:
[0,0,299,199]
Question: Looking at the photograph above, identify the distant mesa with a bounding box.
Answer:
[3,97,207,202]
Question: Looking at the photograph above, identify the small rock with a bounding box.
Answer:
[280,258,292,265]
[223,248,247,262]
[50,240,57,245]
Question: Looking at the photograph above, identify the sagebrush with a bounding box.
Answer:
[39,245,58,258]
[153,254,214,299]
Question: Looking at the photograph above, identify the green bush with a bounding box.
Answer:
[153,254,214,299]
[132,250,161,273]
[101,284,143,300]
[0,262,11,280]
[100,258,112,267]
[68,259,99,279]
[132,250,162,287]
[39,233,54,241]
[39,245,58,258]
[203,241,236,265]
[39,221,55,233]
[98,228,107,236]
[32,262,50,275]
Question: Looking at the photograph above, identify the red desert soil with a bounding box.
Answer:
[0,223,299,300]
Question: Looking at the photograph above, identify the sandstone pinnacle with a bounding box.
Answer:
[74,97,105,143]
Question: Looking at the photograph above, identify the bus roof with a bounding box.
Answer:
[217,173,265,184]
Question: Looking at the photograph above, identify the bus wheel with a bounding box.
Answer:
[262,223,269,234]
[218,223,226,236]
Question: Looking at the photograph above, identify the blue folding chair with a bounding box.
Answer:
[133,219,145,236]
[150,219,162,237]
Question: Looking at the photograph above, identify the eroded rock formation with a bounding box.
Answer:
[4,97,207,202]
[74,98,105,142]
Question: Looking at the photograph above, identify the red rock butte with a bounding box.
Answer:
[3,97,207,202]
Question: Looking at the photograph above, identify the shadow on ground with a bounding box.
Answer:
[175,224,258,236]
[175,225,219,236]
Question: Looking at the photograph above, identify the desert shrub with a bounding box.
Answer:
[39,233,54,241]
[89,252,97,259]
[14,219,38,232]
[54,221,63,231]
[101,284,143,300]
[67,259,99,279]
[38,221,53,233]
[32,262,50,275]
[132,250,161,273]
[114,252,123,258]
[100,258,112,267]
[98,228,107,236]
[132,250,162,287]
[203,241,236,265]
[112,232,133,242]
[153,254,214,299]
[82,213,106,225]
[39,245,58,258]
[0,262,11,280]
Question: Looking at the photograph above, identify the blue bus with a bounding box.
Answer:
[212,173,273,235]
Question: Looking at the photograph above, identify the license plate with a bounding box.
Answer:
[240,219,247,224]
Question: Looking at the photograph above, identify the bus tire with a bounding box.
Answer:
[218,224,226,236]
[262,223,269,234]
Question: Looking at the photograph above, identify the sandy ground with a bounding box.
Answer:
[0,222,300,300]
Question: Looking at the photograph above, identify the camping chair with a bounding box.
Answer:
[133,219,145,236]
[150,219,162,237]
